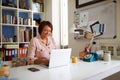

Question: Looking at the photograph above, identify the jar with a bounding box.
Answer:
[103,51,111,62]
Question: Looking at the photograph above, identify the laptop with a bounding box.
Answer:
[40,48,72,69]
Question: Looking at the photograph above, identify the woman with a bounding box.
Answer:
[27,21,56,65]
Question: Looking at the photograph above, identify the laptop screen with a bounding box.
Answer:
[49,48,72,68]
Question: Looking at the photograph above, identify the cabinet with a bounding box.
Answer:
[0,0,45,64]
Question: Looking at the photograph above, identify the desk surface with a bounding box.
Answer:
[9,60,120,80]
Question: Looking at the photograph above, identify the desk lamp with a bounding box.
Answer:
[79,21,104,59]
[87,21,104,52]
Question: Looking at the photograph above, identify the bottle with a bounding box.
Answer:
[0,58,3,67]
[13,35,17,42]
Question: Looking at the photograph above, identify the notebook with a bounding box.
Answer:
[40,48,72,69]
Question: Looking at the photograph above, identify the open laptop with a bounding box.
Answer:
[40,48,72,69]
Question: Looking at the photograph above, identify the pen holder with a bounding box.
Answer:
[0,65,10,77]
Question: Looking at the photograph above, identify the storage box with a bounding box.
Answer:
[32,2,40,12]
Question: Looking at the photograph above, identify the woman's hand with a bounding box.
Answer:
[34,57,49,65]
[33,51,50,65]
[27,58,35,65]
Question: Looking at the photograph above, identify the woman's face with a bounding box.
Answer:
[41,25,52,38]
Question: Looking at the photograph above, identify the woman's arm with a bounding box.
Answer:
[34,51,50,65]
[27,38,37,64]
[34,57,49,65]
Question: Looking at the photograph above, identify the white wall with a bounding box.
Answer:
[45,0,60,48]
[44,0,52,21]
[68,0,120,57]
[68,0,88,57]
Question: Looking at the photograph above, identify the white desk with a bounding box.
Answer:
[9,60,120,80]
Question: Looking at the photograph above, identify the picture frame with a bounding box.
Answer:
[76,0,105,8]
[100,42,120,58]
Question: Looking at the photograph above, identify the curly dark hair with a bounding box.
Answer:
[38,21,53,35]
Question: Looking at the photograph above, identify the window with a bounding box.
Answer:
[60,0,68,48]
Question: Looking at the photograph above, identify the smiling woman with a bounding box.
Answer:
[27,21,56,65]
[75,0,105,8]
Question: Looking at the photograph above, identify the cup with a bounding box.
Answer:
[72,56,78,63]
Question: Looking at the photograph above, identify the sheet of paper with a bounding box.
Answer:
[74,12,80,28]
[79,0,93,5]
[80,11,89,28]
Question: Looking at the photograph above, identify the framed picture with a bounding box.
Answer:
[76,0,105,8]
